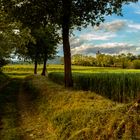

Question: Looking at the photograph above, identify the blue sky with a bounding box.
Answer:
[59,1,140,56]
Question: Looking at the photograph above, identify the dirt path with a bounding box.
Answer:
[0,80,10,90]
[0,78,55,140]
[17,80,47,139]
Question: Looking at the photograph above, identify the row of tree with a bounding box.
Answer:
[1,0,138,87]
[0,2,60,75]
[71,53,140,69]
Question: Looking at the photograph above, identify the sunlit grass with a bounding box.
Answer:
[24,75,140,140]
[2,64,140,86]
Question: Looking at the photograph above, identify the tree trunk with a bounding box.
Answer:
[62,0,73,87]
[34,59,37,74]
[41,56,47,76]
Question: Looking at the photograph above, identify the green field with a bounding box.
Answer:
[0,64,140,139]
[3,64,140,78]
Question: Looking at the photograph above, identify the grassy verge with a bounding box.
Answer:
[24,75,140,140]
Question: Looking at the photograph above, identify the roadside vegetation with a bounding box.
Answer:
[1,72,140,139]
[25,75,140,140]
[0,64,140,139]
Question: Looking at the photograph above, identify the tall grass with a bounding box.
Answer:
[24,75,140,140]
[49,72,140,102]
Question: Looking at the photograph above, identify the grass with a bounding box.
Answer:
[49,72,140,103]
[24,75,140,140]
[3,64,140,74]
[1,64,140,139]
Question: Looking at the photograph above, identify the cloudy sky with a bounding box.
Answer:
[58,1,140,56]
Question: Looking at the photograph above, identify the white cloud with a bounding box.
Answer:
[128,24,140,30]
[95,42,132,48]
[70,37,84,48]
[135,11,140,14]
[71,42,137,55]
[136,47,140,50]
[80,33,116,41]
[94,20,126,32]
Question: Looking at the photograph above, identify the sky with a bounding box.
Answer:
[58,1,140,56]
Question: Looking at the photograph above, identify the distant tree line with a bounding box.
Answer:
[71,53,140,69]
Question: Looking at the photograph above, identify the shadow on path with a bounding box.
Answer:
[0,77,47,140]
[0,78,23,140]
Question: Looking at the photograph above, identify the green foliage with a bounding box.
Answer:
[49,72,140,102]
[72,54,96,66]
[0,7,33,67]
[4,0,138,29]
[33,25,59,60]
[132,60,140,69]
[71,53,140,69]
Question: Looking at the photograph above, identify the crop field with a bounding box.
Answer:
[3,64,140,77]
[2,64,140,102]
[49,72,140,103]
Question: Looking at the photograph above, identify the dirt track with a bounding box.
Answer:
[0,79,50,140]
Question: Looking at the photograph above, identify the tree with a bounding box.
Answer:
[0,6,15,67]
[0,3,33,68]
[2,0,60,75]
[3,0,138,87]
[36,26,59,76]
[16,25,59,75]
[126,53,136,61]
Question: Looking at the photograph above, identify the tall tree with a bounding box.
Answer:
[34,26,59,76]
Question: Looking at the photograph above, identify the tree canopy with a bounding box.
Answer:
[16,24,60,75]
